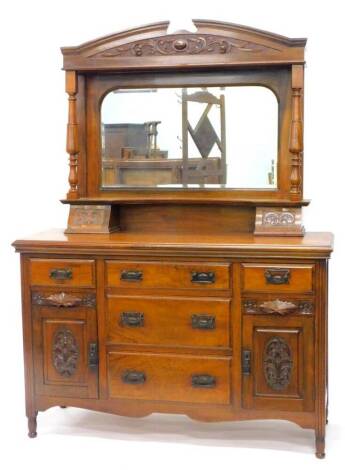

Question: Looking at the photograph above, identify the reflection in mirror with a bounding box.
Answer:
[101,86,278,189]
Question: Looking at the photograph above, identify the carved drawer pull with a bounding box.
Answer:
[49,268,73,281]
[31,292,96,308]
[264,268,290,285]
[191,314,216,329]
[191,374,216,388]
[191,271,215,284]
[243,299,313,315]
[259,299,297,315]
[120,270,143,282]
[120,312,144,327]
[122,370,146,385]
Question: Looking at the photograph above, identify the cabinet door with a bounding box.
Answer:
[32,291,98,398]
[242,315,314,411]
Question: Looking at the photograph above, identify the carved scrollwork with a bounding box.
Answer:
[52,328,79,377]
[32,292,96,308]
[262,211,295,226]
[263,337,293,391]
[243,299,313,315]
[95,34,277,58]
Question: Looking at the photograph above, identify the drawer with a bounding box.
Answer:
[106,261,230,290]
[106,295,230,348]
[242,264,314,293]
[30,259,95,287]
[107,351,231,404]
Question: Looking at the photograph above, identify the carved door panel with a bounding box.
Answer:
[32,291,98,398]
[242,315,314,411]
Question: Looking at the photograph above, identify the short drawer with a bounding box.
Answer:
[242,264,314,293]
[106,261,230,290]
[106,295,230,348]
[107,352,231,405]
[30,259,95,287]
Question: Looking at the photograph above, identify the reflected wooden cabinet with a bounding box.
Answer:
[13,20,333,458]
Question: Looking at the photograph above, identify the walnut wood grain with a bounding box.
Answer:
[242,263,314,293]
[107,351,231,405]
[106,295,230,348]
[105,260,230,290]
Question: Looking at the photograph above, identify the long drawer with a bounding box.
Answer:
[105,261,230,290]
[107,351,231,404]
[106,295,230,348]
[242,263,314,293]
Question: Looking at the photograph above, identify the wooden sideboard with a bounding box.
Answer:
[13,20,333,458]
[13,230,333,458]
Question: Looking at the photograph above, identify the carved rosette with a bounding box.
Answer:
[263,211,295,226]
[254,207,304,236]
[52,328,79,377]
[95,34,277,58]
[263,337,293,391]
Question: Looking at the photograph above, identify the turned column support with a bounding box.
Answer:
[66,71,79,200]
[289,65,304,200]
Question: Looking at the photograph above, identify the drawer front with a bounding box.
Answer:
[107,352,231,404]
[30,259,95,287]
[106,261,230,290]
[106,295,230,348]
[242,264,314,293]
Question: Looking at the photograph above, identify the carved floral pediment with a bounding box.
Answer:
[61,19,306,70]
[92,34,278,58]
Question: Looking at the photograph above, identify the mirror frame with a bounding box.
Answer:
[61,20,306,205]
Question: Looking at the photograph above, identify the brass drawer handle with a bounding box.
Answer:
[122,370,146,385]
[191,374,216,388]
[264,268,290,285]
[49,268,73,281]
[120,312,144,327]
[191,314,216,329]
[191,271,215,284]
[120,270,143,282]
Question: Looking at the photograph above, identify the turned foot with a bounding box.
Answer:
[28,413,37,438]
[315,435,325,459]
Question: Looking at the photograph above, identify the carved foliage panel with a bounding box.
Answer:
[253,327,301,398]
[43,319,86,385]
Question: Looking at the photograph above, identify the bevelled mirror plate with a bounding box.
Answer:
[101,86,278,189]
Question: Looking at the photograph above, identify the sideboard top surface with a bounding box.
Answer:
[13,230,333,258]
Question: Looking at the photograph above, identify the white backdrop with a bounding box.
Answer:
[0,0,343,468]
